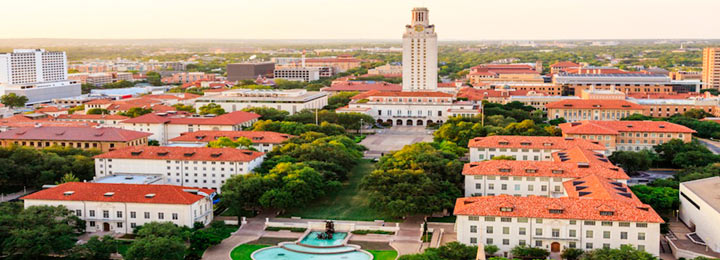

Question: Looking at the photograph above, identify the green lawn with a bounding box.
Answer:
[369,250,399,260]
[427,216,456,223]
[279,160,399,221]
[230,244,270,260]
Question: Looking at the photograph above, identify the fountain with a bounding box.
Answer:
[316,220,335,240]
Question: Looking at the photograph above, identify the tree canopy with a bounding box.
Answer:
[0,93,28,108]
[198,103,226,115]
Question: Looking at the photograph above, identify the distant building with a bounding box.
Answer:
[467,64,544,86]
[468,135,606,162]
[168,130,294,153]
[119,111,260,144]
[670,71,702,81]
[558,120,695,152]
[367,64,402,76]
[553,73,673,96]
[703,48,720,90]
[226,62,275,81]
[55,114,130,127]
[321,81,402,94]
[0,49,81,104]
[274,55,363,73]
[22,182,215,234]
[0,126,150,152]
[195,89,328,115]
[162,72,217,84]
[273,67,321,82]
[549,61,581,74]
[94,146,264,192]
[546,99,645,122]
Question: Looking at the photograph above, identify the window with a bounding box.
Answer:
[75,209,82,216]
[569,220,577,225]
[501,217,511,222]
[601,221,612,227]
[584,221,596,226]
[117,222,123,228]
[519,227,526,235]
[89,221,96,227]
[485,216,495,222]
[117,211,122,218]
[619,222,630,227]
[636,223,648,228]
[519,239,526,246]
[89,210,95,217]
[130,211,136,218]
[470,225,477,233]
[586,230,593,238]
[172,213,178,220]
[131,223,136,228]
[158,213,164,220]
[536,219,543,224]
[603,243,610,249]
[485,226,492,234]
[517,218,528,223]
[103,210,109,218]
[569,229,576,237]
[535,241,542,247]
[503,239,510,245]
[586,243,593,249]
[621,232,627,239]
[486,238,493,245]
[603,231,611,239]
[503,227,510,234]
[638,232,646,240]
[470,237,477,244]
[552,229,560,237]
[144,212,150,219]
[536,228,542,236]
[569,242,576,248]
[638,245,645,251]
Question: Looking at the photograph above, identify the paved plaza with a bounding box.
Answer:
[361,126,435,158]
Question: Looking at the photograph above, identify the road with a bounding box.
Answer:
[697,138,720,154]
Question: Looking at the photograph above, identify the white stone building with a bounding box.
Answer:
[195,89,328,115]
[273,67,321,82]
[0,49,81,104]
[402,7,438,91]
[468,136,607,162]
[94,146,264,193]
[678,177,720,254]
[119,111,260,144]
[22,182,215,234]
[168,130,294,153]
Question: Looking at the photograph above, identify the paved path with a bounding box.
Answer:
[697,138,720,154]
[361,126,434,158]
[390,216,425,256]
[202,212,272,260]
[1,189,35,202]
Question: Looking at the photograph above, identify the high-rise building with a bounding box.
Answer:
[402,7,438,91]
[226,62,275,81]
[0,49,81,105]
[703,47,720,89]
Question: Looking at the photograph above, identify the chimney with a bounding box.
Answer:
[301,50,306,68]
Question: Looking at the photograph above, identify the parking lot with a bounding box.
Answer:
[360,126,435,158]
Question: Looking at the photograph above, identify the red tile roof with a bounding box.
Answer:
[22,182,214,205]
[169,130,294,144]
[563,174,641,204]
[0,126,151,142]
[351,90,453,100]
[550,61,581,68]
[458,87,531,100]
[35,106,68,113]
[468,136,606,151]
[462,159,629,180]
[545,99,644,110]
[121,111,260,125]
[323,81,402,92]
[559,120,696,135]
[56,114,130,121]
[454,195,663,223]
[143,93,201,101]
[94,146,264,162]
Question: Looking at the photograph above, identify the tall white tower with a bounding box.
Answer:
[402,7,438,92]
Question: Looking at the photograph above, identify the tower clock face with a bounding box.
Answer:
[414,25,424,32]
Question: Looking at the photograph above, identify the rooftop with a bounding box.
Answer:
[169,130,294,144]
[558,120,696,135]
[22,182,214,205]
[0,126,151,142]
[94,146,264,162]
[121,111,260,125]
[545,99,644,110]
[468,136,605,151]
[681,177,720,213]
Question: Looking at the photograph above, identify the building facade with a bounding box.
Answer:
[0,49,81,104]
[558,120,695,152]
[402,7,438,91]
[703,48,720,90]
[119,111,260,144]
[94,146,264,192]
[553,73,673,96]
[546,99,645,122]
[273,67,321,82]
[168,130,294,153]
[195,89,328,115]
[468,136,606,162]
[227,62,275,81]
[0,126,150,152]
[678,177,720,256]
[22,182,215,234]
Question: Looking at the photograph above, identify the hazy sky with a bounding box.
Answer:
[2,0,719,40]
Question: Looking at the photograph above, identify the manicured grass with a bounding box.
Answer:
[116,240,132,256]
[427,215,456,223]
[265,226,306,232]
[369,250,399,260]
[279,160,399,222]
[230,244,270,260]
[351,229,395,235]
[421,232,433,242]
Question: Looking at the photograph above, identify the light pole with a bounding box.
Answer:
[359,118,364,134]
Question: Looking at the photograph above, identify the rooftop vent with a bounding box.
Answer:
[63,191,74,196]
[195,135,206,140]
[626,125,633,128]
[94,132,104,137]
[636,206,649,211]
[599,211,615,216]
[242,151,253,155]
[549,209,564,214]
[552,170,563,174]
[579,191,591,197]
[499,141,509,145]
[104,192,115,197]
[210,153,222,158]
[130,151,143,156]
[572,181,585,186]
[610,182,623,187]
[577,162,590,168]
[659,125,665,128]
[520,142,531,146]
[576,186,588,191]
[184,152,195,157]
[124,176,134,180]
[563,104,573,107]
[145,193,156,198]
[618,192,632,198]
[157,151,169,156]
[564,137,574,141]
[183,189,199,194]
[614,187,628,192]
[55,131,66,136]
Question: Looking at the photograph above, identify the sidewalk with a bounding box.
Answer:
[1,188,35,202]
[390,216,425,256]
[202,212,273,260]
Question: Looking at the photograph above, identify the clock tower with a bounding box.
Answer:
[402,7,438,92]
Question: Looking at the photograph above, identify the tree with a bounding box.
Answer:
[398,242,477,260]
[630,185,679,214]
[148,140,160,146]
[608,150,654,175]
[172,103,195,113]
[125,236,185,260]
[118,107,153,118]
[242,107,289,121]
[56,173,80,184]
[87,108,110,115]
[198,103,226,115]
[580,245,655,260]
[70,235,117,260]
[68,105,85,114]
[510,245,550,260]
[562,248,584,260]
[655,139,720,168]
[2,205,84,259]
[145,71,162,86]
[548,117,567,125]
[362,168,459,217]
[207,136,255,150]
[325,91,358,110]
[485,244,500,257]
[1,93,29,108]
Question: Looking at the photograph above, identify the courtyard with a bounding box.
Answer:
[360,126,435,159]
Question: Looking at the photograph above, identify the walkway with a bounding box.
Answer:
[390,216,425,256]
[361,126,434,158]
[697,138,720,154]
[202,212,272,260]
[1,188,36,202]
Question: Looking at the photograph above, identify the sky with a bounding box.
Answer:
[1,0,719,40]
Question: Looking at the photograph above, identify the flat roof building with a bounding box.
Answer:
[0,126,150,152]
[227,62,275,81]
[0,49,81,105]
[676,177,720,258]
[195,89,328,115]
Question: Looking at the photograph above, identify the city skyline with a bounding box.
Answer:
[2,0,720,40]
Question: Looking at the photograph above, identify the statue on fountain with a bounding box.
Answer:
[316,220,335,240]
